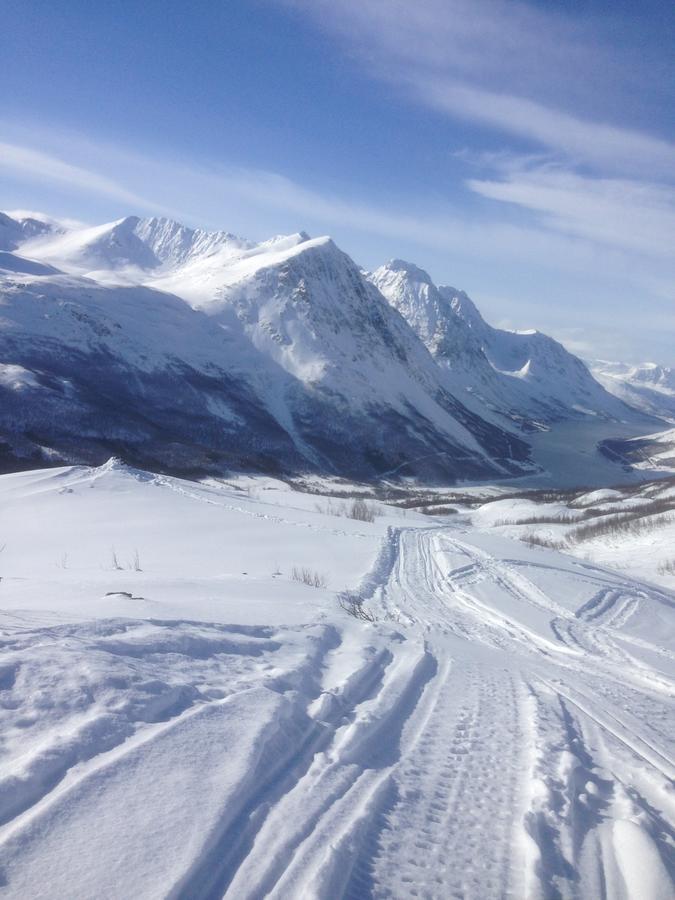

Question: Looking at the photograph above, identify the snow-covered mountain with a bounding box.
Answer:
[19,214,252,277]
[370,260,646,432]
[0,213,532,481]
[4,209,664,483]
[590,360,675,424]
[0,211,55,250]
[0,253,308,477]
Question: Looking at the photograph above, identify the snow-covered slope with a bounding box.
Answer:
[371,260,647,432]
[149,233,531,474]
[0,462,673,898]
[0,258,307,476]
[591,360,675,424]
[472,472,675,588]
[7,210,664,484]
[0,214,532,481]
[600,426,675,474]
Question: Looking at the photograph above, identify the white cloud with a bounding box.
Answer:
[0,130,618,272]
[0,141,156,209]
[282,0,675,178]
[283,0,610,87]
[413,78,675,179]
[467,165,675,260]
[4,209,89,229]
[272,0,675,363]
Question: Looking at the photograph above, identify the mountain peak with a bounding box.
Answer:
[0,211,55,251]
[372,256,640,429]
[132,216,251,267]
[114,215,142,230]
[383,259,434,285]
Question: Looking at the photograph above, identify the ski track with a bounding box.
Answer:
[0,526,673,898]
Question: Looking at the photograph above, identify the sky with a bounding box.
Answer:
[1,0,674,364]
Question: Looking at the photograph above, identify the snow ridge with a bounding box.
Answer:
[591,359,675,424]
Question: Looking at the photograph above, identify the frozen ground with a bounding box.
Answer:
[0,462,673,899]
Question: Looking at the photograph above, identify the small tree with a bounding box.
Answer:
[348,499,376,523]
[292,566,327,588]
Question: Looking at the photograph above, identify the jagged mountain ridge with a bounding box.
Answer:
[166,233,529,469]
[370,259,648,432]
[19,215,253,275]
[0,212,532,481]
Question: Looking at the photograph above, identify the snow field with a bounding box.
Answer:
[0,463,673,898]
[471,477,675,591]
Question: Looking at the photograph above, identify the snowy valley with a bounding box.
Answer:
[0,211,662,485]
[1,211,673,899]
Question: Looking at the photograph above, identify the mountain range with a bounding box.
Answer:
[590,359,675,424]
[0,211,659,482]
[370,260,635,432]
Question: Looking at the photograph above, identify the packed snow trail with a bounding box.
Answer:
[190,527,673,899]
[0,523,673,897]
[367,527,675,900]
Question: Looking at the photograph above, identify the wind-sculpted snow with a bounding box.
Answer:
[0,464,672,898]
[0,616,344,898]
[19,215,254,276]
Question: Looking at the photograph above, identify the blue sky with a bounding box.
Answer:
[2,0,674,363]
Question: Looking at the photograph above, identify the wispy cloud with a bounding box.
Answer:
[412,79,675,180]
[467,163,675,260]
[2,129,657,279]
[0,141,156,209]
[282,0,675,178]
[273,0,675,362]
